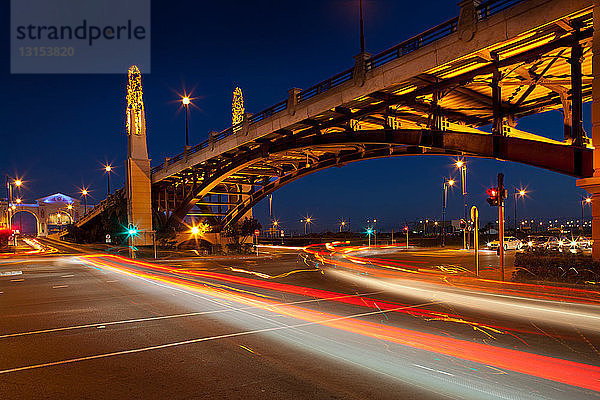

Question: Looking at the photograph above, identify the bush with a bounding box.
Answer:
[513,249,600,285]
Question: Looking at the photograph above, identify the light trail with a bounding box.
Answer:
[330,270,600,333]
[74,254,600,393]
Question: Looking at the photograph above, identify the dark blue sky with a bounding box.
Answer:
[1,1,592,233]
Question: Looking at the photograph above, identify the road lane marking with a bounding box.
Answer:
[0,271,22,276]
[10,279,24,282]
[413,364,454,377]
[0,304,434,375]
[0,291,389,339]
[52,285,69,289]
[60,274,74,278]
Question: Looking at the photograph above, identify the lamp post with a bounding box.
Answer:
[81,189,89,214]
[182,96,190,147]
[104,165,112,195]
[14,179,23,234]
[455,159,468,249]
[582,196,592,232]
[300,217,312,235]
[339,220,346,232]
[514,188,526,231]
[442,177,455,247]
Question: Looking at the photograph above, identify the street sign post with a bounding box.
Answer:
[254,230,259,256]
[105,234,111,244]
[471,206,479,276]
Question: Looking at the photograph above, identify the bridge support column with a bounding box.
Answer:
[577,1,600,260]
[125,66,153,247]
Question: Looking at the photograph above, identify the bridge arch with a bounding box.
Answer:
[161,128,591,233]
[10,209,41,235]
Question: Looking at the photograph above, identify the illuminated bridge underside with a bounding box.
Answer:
[151,0,595,233]
[157,129,592,231]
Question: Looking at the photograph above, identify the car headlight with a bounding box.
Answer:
[487,242,491,247]
[527,241,533,247]
[570,241,577,247]
[558,241,563,246]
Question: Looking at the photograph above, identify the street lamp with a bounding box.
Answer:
[454,159,469,249]
[182,96,191,147]
[81,188,89,214]
[67,204,73,222]
[339,220,346,232]
[104,165,112,195]
[514,188,526,231]
[582,196,592,232]
[442,177,455,247]
[366,227,374,247]
[300,217,312,235]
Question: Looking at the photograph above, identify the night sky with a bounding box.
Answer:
[1,1,592,233]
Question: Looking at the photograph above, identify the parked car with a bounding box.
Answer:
[487,236,522,250]
[543,236,562,250]
[574,236,592,249]
[523,236,548,249]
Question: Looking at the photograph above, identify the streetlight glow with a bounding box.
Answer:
[586,197,592,203]
[182,96,190,105]
[190,226,200,235]
[448,179,455,186]
[81,189,88,196]
[105,165,112,172]
[14,179,22,187]
[16,198,21,204]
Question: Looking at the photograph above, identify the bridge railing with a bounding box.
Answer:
[150,0,526,176]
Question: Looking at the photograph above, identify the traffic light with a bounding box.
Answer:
[126,225,139,237]
[486,187,499,206]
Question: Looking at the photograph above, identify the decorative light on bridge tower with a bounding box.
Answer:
[125,65,153,250]
[232,87,244,129]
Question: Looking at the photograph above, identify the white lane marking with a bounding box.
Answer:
[0,304,434,375]
[106,280,117,283]
[60,274,74,278]
[52,285,69,289]
[97,326,106,329]
[10,279,24,282]
[0,271,22,276]
[0,291,385,339]
[413,364,454,377]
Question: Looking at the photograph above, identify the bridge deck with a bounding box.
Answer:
[151,0,593,184]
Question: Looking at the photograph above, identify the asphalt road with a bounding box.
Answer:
[1,241,599,399]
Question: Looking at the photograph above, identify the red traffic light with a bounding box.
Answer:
[403,226,409,231]
[486,187,500,206]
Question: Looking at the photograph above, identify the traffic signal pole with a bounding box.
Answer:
[498,173,505,281]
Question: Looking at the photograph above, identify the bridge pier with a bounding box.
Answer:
[577,0,600,260]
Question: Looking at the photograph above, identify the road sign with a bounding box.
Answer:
[280,230,284,237]
[254,229,260,236]
[105,234,111,243]
[470,206,478,222]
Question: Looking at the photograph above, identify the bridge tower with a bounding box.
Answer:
[125,65,153,246]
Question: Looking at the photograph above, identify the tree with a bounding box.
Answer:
[224,217,261,245]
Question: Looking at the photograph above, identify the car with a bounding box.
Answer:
[574,236,592,249]
[523,236,547,249]
[543,236,561,250]
[486,236,522,250]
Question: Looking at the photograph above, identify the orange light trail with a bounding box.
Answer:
[77,254,600,392]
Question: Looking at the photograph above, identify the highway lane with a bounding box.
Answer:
[1,245,599,399]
